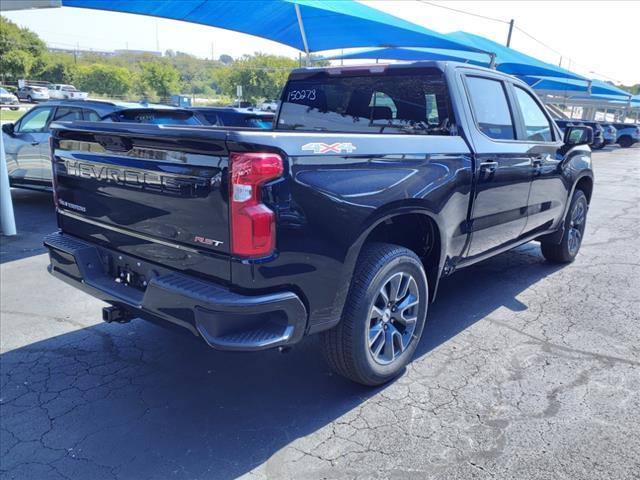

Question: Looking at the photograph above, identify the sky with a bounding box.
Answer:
[3,1,640,85]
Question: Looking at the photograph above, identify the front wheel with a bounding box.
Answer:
[541,190,588,263]
[320,243,428,386]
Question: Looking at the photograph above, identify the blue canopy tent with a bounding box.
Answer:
[322,46,489,65]
[61,0,486,61]
[522,76,632,98]
[325,32,586,81]
[446,31,585,81]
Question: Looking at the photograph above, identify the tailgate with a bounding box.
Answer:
[50,122,232,283]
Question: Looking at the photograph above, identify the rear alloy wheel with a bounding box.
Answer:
[367,272,420,365]
[27,95,33,103]
[618,136,633,148]
[320,243,428,386]
[541,190,588,263]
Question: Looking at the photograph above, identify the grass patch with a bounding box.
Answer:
[0,108,25,122]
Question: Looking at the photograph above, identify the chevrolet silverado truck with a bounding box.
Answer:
[44,62,594,386]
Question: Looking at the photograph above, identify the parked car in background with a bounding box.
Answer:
[555,119,604,149]
[259,99,279,111]
[600,123,617,146]
[1,100,197,191]
[0,87,20,110]
[611,122,640,148]
[227,100,254,108]
[44,61,594,386]
[191,107,274,128]
[16,85,50,103]
[48,84,89,100]
[108,107,202,125]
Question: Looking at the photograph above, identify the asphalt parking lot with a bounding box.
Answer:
[1,146,639,480]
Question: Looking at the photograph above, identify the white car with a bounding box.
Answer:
[16,86,50,103]
[259,99,279,112]
[48,84,89,100]
[0,87,20,110]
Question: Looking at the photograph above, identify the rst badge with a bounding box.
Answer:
[301,142,357,154]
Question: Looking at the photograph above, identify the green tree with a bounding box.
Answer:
[76,64,132,97]
[34,53,79,84]
[214,53,297,102]
[139,61,180,98]
[0,16,47,81]
[218,54,234,65]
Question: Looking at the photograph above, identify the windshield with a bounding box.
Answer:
[0,88,8,95]
[278,69,454,135]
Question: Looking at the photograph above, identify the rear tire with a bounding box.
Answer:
[320,243,428,386]
[541,190,588,263]
[618,136,632,148]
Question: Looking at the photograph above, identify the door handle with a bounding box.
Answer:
[531,155,544,167]
[480,161,498,173]
[31,141,40,146]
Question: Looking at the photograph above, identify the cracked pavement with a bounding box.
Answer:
[1,146,639,479]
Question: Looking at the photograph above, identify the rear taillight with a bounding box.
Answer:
[229,152,283,257]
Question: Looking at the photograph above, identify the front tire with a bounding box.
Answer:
[320,243,428,386]
[541,190,588,263]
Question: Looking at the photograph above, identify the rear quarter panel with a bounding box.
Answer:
[228,131,472,329]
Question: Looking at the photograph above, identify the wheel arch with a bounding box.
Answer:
[343,206,447,307]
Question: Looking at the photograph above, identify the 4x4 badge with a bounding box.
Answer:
[302,142,357,154]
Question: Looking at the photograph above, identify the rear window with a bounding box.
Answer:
[278,69,455,135]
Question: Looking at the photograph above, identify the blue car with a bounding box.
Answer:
[2,99,201,190]
[611,122,640,148]
[555,120,604,149]
[599,123,617,146]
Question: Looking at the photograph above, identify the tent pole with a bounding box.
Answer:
[294,4,311,66]
[489,53,496,69]
[0,131,17,236]
[506,19,514,47]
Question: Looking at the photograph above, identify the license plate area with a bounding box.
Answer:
[101,250,157,292]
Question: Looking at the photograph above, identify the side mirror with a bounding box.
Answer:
[564,125,593,146]
[2,122,15,136]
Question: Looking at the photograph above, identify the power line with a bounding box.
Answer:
[513,26,563,57]
[416,0,509,24]
[415,0,625,84]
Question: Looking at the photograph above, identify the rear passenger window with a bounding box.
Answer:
[82,109,101,122]
[465,76,515,140]
[52,107,84,122]
[514,87,554,142]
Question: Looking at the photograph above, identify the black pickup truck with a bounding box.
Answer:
[44,62,594,386]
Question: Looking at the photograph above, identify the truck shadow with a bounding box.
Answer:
[0,243,563,479]
[0,188,55,264]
